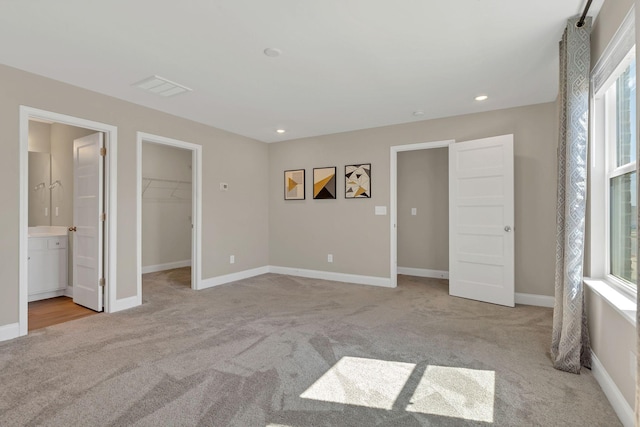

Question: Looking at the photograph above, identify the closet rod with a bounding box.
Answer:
[576,0,593,28]
[142,177,191,185]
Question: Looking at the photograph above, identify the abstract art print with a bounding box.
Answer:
[313,167,337,199]
[345,164,371,198]
[284,169,305,200]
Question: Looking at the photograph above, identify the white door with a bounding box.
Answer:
[449,134,514,307]
[72,132,104,311]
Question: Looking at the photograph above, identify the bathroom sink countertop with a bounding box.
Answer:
[28,226,69,237]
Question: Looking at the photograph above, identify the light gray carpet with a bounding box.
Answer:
[0,270,620,426]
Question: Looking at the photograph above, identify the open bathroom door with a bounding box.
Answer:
[72,132,104,312]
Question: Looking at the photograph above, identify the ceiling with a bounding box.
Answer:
[0,1,602,143]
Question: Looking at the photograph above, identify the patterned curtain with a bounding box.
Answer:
[550,16,592,374]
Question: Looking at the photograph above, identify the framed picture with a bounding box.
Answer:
[284,169,305,200]
[313,167,337,199]
[345,164,371,198]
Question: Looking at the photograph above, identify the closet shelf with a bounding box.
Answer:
[142,177,192,201]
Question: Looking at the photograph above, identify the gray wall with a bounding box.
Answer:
[141,142,192,268]
[585,0,637,409]
[269,101,558,295]
[397,148,448,271]
[0,63,269,327]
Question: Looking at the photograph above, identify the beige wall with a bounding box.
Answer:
[28,121,52,227]
[591,0,634,64]
[584,0,637,410]
[269,102,558,295]
[50,123,95,228]
[0,64,269,327]
[397,148,448,271]
[141,142,192,267]
[28,121,51,153]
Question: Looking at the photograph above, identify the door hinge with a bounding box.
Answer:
[100,147,107,157]
[100,212,106,222]
[99,277,106,287]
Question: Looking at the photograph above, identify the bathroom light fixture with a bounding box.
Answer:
[133,75,192,97]
[276,129,286,134]
[475,95,489,101]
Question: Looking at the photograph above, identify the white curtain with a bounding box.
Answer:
[550,15,592,374]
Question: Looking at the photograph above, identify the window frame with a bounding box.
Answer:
[591,47,638,298]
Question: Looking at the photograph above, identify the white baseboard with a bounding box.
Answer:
[0,322,20,342]
[270,266,394,288]
[141,260,191,274]
[199,266,270,290]
[515,293,555,308]
[64,286,73,298]
[109,295,140,313]
[397,267,449,279]
[28,289,66,302]
[591,351,634,427]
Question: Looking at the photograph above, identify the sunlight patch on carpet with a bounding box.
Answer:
[406,365,495,422]
[300,356,416,410]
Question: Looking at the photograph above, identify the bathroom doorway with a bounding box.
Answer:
[19,107,118,336]
[26,119,101,329]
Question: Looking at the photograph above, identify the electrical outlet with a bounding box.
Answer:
[327,254,333,263]
[230,255,235,264]
[411,208,417,216]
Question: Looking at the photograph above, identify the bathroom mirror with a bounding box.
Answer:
[28,151,52,227]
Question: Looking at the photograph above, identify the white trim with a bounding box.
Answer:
[28,290,66,302]
[591,5,635,94]
[141,260,191,275]
[591,351,635,427]
[584,278,636,326]
[19,106,118,337]
[514,293,555,308]
[0,323,20,342]
[270,266,393,288]
[390,139,455,288]
[136,132,202,301]
[64,286,73,298]
[397,267,449,279]
[200,266,270,289]
[110,296,140,313]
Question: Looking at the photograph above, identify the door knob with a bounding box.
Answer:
[504,226,512,232]
[69,226,77,232]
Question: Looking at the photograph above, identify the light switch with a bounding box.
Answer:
[411,208,417,216]
[375,206,387,216]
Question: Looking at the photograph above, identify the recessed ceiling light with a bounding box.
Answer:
[276,129,286,134]
[475,95,489,101]
[133,75,192,97]
[264,48,282,58]
[412,110,425,117]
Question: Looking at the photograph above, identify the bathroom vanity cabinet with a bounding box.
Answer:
[28,234,68,301]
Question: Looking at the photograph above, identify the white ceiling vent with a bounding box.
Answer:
[133,75,192,97]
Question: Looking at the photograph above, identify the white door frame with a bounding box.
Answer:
[390,139,454,287]
[136,132,202,297]
[19,106,118,336]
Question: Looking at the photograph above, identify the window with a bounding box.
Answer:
[592,43,637,293]
[606,59,637,286]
